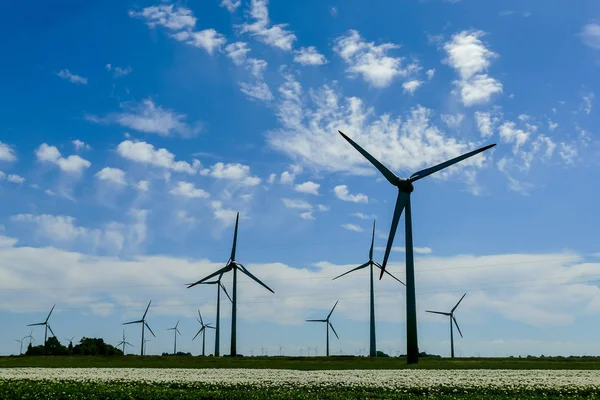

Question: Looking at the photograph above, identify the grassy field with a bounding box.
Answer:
[1,355,599,369]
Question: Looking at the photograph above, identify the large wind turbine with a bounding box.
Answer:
[167,320,181,355]
[192,310,215,356]
[190,273,232,357]
[27,304,56,345]
[117,329,133,355]
[187,212,274,356]
[338,130,495,364]
[426,293,466,358]
[123,301,155,356]
[306,301,340,357]
[333,220,404,357]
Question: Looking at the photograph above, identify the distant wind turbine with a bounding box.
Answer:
[64,336,75,346]
[167,320,182,355]
[117,329,133,355]
[188,213,274,356]
[333,220,404,357]
[27,304,56,345]
[306,301,340,357]
[192,310,215,356]
[338,130,495,364]
[426,293,466,358]
[143,339,151,355]
[123,301,155,356]
[15,338,25,355]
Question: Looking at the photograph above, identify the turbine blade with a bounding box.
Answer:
[369,220,376,261]
[198,309,204,326]
[46,304,56,323]
[207,325,216,330]
[27,323,45,326]
[142,301,151,320]
[451,293,467,313]
[192,329,202,341]
[332,262,370,281]
[426,310,451,316]
[231,212,239,260]
[373,262,405,285]
[338,130,399,185]
[176,329,181,336]
[379,191,410,278]
[47,325,56,337]
[236,263,274,293]
[453,316,463,338]
[409,144,496,183]
[125,342,133,347]
[145,322,156,337]
[117,341,125,346]
[327,301,338,320]
[305,319,326,322]
[175,320,180,329]
[329,322,340,339]
[123,320,143,325]
[188,265,233,288]
[220,282,233,302]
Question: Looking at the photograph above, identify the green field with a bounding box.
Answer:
[1,355,599,369]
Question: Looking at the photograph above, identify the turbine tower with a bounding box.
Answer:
[123,301,155,356]
[189,273,231,357]
[25,330,34,348]
[167,320,181,355]
[306,301,340,357]
[338,130,495,364]
[426,293,466,358]
[187,212,274,356]
[16,338,25,355]
[332,220,404,357]
[117,329,133,355]
[27,304,56,345]
[192,310,215,356]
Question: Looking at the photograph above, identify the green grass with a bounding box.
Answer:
[1,355,599,369]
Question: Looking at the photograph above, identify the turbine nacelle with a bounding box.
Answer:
[396,179,414,194]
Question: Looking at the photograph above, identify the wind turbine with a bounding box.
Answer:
[25,330,34,348]
[190,273,232,357]
[338,130,495,364]
[123,301,155,356]
[65,336,75,346]
[187,212,274,356]
[143,339,151,355]
[306,301,340,357]
[27,304,56,345]
[167,320,181,355]
[333,220,404,357]
[192,310,215,356]
[426,293,466,358]
[16,338,25,355]
[117,329,133,355]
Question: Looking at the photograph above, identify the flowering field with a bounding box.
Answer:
[1,368,599,399]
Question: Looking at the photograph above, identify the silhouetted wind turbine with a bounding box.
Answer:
[333,220,404,357]
[65,336,75,346]
[117,329,133,355]
[338,130,495,364]
[167,320,181,355]
[306,301,340,356]
[25,330,34,347]
[190,273,232,357]
[123,301,155,356]
[426,293,466,358]
[16,338,25,355]
[192,310,215,356]
[188,213,274,356]
[27,304,56,345]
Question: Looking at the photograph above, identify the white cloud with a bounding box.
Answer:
[56,69,88,85]
[136,180,150,192]
[89,99,201,137]
[72,140,91,151]
[559,143,578,165]
[294,47,328,66]
[499,121,530,153]
[240,82,274,102]
[441,113,464,129]
[334,185,368,204]
[113,66,132,78]
[0,173,25,184]
[116,140,200,174]
[443,31,502,106]
[329,6,338,17]
[341,223,363,232]
[333,30,417,88]
[210,201,238,226]
[95,167,126,186]
[170,181,210,199]
[172,29,227,54]
[582,92,594,115]
[220,0,241,12]
[548,120,558,132]
[35,143,91,174]
[581,23,600,50]
[225,42,251,65]
[294,181,320,195]
[352,212,376,220]
[426,69,435,80]
[200,162,261,186]
[474,111,494,137]
[281,198,312,210]
[267,173,276,184]
[239,0,297,51]
[0,142,17,162]
[299,211,315,220]
[402,80,422,95]
[44,189,56,196]
[280,171,295,185]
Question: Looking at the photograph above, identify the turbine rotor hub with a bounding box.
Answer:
[397,179,414,194]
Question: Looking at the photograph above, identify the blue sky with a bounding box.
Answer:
[1,0,599,357]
